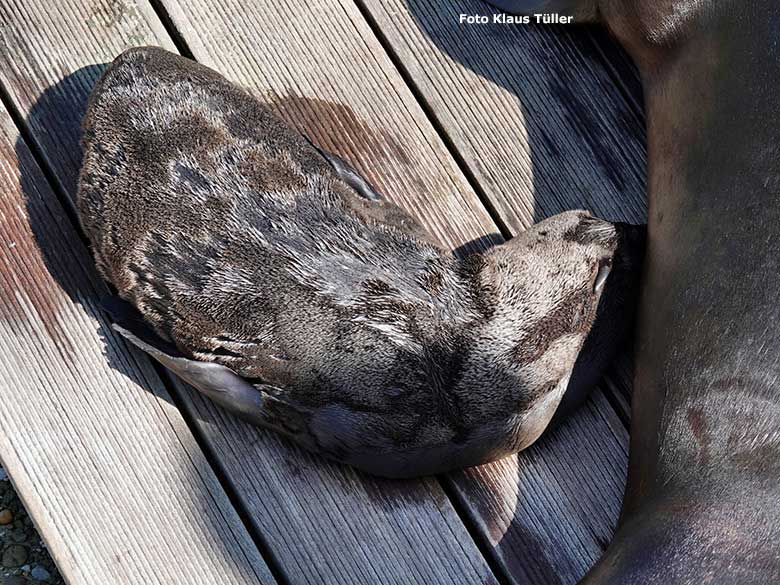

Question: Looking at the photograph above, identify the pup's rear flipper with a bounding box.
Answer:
[102,297,311,438]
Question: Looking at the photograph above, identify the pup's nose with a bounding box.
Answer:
[573,215,618,246]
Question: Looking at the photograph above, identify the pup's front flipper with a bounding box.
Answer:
[310,142,384,201]
[308,140,441,246]
[101,297,313,441]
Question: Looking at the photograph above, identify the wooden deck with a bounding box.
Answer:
[0,1,646,583]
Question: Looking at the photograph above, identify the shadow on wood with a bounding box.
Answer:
[14,63,187,406]
[400,0,646,227]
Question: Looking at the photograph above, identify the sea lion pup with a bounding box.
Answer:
[78,46,644,478]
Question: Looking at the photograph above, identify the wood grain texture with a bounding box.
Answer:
[0,101,275,583]
[359,0,648,232]
[155,1,632,584]
[0,2,498,584]
[0,0,637,583]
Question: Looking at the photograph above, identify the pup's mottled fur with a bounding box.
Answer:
[78,47,643,477]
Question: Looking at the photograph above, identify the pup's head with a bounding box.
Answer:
[480,210,636,336]
[457,210,644,452]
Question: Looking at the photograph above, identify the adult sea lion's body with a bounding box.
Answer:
[486,0,780,582]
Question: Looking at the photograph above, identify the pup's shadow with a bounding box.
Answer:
[19,62,504,399]
[16,63,133,382]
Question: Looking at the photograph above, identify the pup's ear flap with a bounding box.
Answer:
[484,0,600,22]
[305,137,384,201]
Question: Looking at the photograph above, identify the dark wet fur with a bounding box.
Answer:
[78,47,643,477]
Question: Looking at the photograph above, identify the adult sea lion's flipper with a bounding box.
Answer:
[101,296,312,439]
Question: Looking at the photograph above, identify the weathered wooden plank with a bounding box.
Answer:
[0,99,275,583]
[153,1,632,583]
[0,2,499,584]
[359,0,647,231]
[0,0,635,583]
